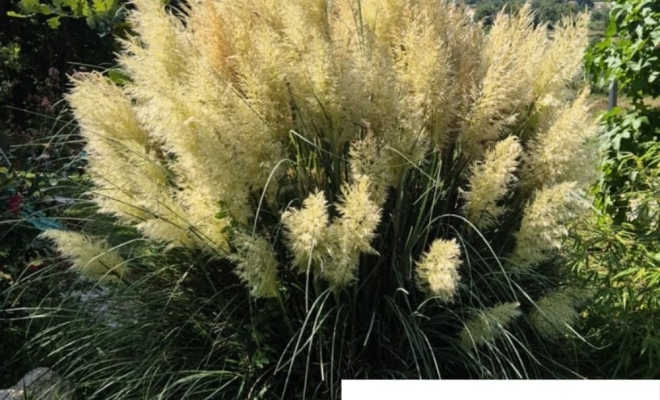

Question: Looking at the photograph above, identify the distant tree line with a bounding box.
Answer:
[466,0,597,27]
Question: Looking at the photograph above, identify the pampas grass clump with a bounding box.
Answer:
[33,1,599,398]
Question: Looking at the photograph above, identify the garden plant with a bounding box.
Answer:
[578,0,660,379]
[7,0,603,397]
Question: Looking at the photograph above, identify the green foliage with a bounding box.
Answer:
[1,0,120,148]
[11,0,125,34]
[578,0,660,378]
[587,0,660,102]
[586,0,660,220]
[570,142,660,377]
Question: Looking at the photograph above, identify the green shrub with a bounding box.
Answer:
[578,0,660,379]
[23,1,600,397]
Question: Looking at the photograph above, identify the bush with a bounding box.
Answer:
[24,1,600,397]
[578,0,660,379]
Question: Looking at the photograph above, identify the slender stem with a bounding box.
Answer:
[0,146,11,168]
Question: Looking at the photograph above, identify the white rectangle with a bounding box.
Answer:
[342,380,660,400]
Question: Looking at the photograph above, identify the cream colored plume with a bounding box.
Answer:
[531,14,590,102]
[230,232,280,298]
[460,302,522,347]
[281,191,331,273]
[522,90,600,190]
[416,238,462,302]
[460,4,542,159]
[62,0,595,297]
[281,176,381,288]
[509,182,590,272]
[529,288,590,338]
[349,133,396,207]
[463,136,522,229]
[321,175,382,288]
[41,230,127,282]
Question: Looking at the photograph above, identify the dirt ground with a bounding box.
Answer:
[590,93,660,115]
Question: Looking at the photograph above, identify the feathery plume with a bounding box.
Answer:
[332,175,382,255]
[229,232,280,298]
[41,230,126,282]
[390,5,452,150]
[67,72,147,145]
[318,233,362,289]
[529,289,589,338]
[460,302,522,347]
[463,136,522,229]
[121,0,191,83]
[67,73,170,223]
[460,4,541,159]
[282,191,330,273]
[321,175,382,288]
[416,238,462,302]
[531,13,590,101]
[349,133,396,207]
[509,182,589,271]
[522,90,600,190]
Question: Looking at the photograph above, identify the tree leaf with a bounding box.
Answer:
[107,69,130,85]
[47,16,61,29]
[6,11,30,18]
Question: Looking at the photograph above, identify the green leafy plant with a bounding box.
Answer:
[578,0,660,378]
[19,1,601,398]
[9,0,125,33]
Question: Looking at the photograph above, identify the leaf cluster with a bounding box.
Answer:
[577,0,660,378]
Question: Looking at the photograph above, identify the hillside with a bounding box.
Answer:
[465,0,609,41]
